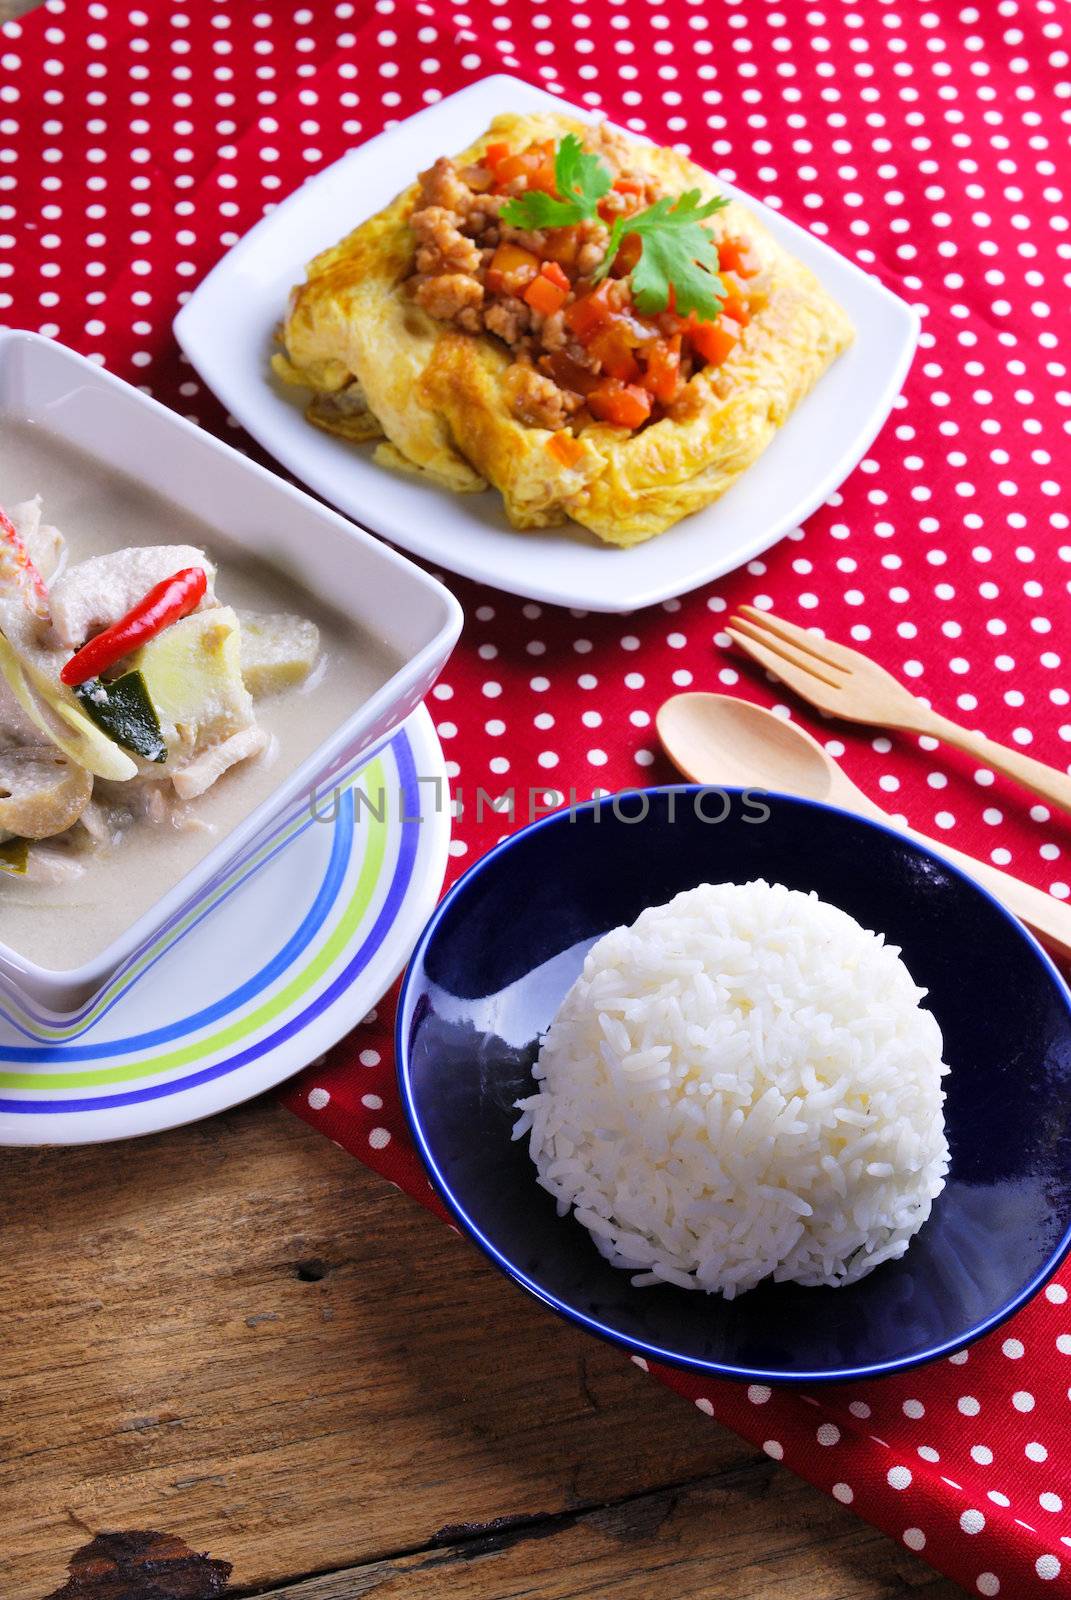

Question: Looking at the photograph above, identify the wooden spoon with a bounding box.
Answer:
[656,692,1071,964]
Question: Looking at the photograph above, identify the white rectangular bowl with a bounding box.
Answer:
[0,330,463,1016]
[175,73,919,613]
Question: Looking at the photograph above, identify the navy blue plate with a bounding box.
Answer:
[397,789,1071,1382]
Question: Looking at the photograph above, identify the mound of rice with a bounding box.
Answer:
[513,880,950,1298]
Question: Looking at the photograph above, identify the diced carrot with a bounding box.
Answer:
[490,242,541,274]
[564,281,615,341]
[613,177,645,196]
[494,151,540,186]
[531,139,557,195]
[588,379,652,430]
[492,141,557,194]
[686,312,742,368]
[540,260,570,292]
[546,431,585,467]
[719,270,752,327]
[485,241,540,296]
[609,232,642,277]
[524,271,569,317]
[718,237,762,278]
[642,335,682,404]
[544,227,580,269]
[484,141,512,170]
[721,292,751,327]
[587,318,641,383]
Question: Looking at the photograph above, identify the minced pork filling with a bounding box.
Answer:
[404,123,767,437]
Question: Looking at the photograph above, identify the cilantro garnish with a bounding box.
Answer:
[499,133,612,230]
[592,189,730,322]
[498,133,731,324]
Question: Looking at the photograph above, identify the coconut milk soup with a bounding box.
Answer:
[0,419,399,971]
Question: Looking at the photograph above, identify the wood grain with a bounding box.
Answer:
[252,1467,957,1600]
[0,1099,960,1600]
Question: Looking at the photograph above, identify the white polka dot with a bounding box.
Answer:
[832,1481,854,1503]
[747,1385,771,1404]
[306,1087,329,1110]
[848,1401,871,1419]
[1013,1391,1036,1411]
[1040,1493,1063,1513]
[358,1049,380,1068]
[960,1509,986,1534]
[958,1395,981,1416]
[971,1445,994,1466]
[1002,1338,1024,1359]
[695,1397,714,1415]
[817,1423,840,1446]
[1046,1284,1067,1304]
[368,1127,391,1151]
[976,1577,1000,1597]
[1027,1442,1048,1462]
[763,1439,784,1460]
[887,1466,912,1490]
[903,1398,925,1418]
[1037,1555,1061,1581]
[903,1527,926,1550]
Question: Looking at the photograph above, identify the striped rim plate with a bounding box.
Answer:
[0,707,449,1146]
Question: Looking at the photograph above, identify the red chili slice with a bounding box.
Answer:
[59,566,208,687]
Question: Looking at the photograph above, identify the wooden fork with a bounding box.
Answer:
[727,604,1071,816]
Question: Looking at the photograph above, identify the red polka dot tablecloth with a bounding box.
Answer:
[3,0,1071,1592]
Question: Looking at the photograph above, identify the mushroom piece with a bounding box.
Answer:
[0,746,93,840]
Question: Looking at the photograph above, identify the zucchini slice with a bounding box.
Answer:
[74,671,167,764]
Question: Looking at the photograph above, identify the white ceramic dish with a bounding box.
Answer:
[0,708,449,1145]
[175,73,919,615]
[0,330,462,1017]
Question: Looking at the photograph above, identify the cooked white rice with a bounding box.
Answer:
[513,880,949,1298]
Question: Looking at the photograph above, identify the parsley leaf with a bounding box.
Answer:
[499,133,612,230]
[592,190,730,322]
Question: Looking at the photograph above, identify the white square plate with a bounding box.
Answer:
[0,331,461,1016]
[175,75,919,614]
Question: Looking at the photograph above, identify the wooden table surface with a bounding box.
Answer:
[0,2,963,1595]
[0,1102,959,1600]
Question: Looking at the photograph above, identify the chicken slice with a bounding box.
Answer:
[8,496,66,585]
[22,845,88,885]
[48,545,217,650]
[171,725,269,801]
